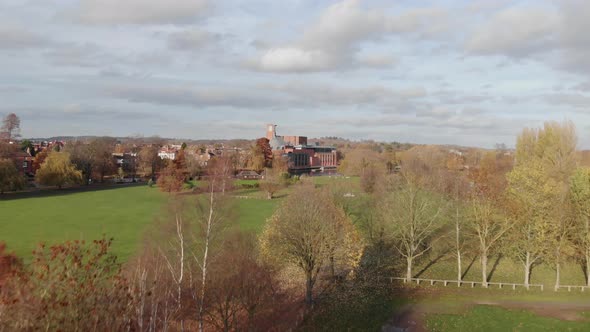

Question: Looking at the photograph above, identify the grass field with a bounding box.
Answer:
[0,183,281,260]
[427,305,590,332]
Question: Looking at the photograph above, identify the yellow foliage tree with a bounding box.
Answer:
[35,152,83,189]
[259,184,363,305]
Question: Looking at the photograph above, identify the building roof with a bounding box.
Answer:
[269,135,286,150]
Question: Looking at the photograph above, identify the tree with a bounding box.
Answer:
[35,152,83,189]
[570,167,590,286]
[157,162,185,193]
[192,157,235,331]
[507,158,559,288]
[259,167,284,200]
[360,163,383,194]
[20,140,34,156]
[0,113,20,141]
[32,148,48,172]
[468,198,511,287]
[508,121,577,289]
[0,159,25,193]
[248,138,272,172]
[379,176,445,281]
[65,141,93,185]
[260,184,363,305]
[88,137,117,182]
[0,238,132,331]
[138,145,162,179]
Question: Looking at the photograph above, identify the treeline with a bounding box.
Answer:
[353,120,590,290]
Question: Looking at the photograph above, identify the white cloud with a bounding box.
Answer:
[67,0,208,25]
[465,7,559,57]
[258,47,334,72]
[251,0,448,72]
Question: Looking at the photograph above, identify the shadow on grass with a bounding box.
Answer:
[487,253,503,282]
[414,250,450,278]
[462,256,478,280]
[0,183,144,201]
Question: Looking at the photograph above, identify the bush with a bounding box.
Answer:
[0,238,132,331]
[183,181,195,190]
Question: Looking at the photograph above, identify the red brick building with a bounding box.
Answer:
[266,124,337,174]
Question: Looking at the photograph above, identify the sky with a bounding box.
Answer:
[1,0,590,148]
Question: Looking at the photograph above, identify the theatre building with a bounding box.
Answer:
[265,124,338,174]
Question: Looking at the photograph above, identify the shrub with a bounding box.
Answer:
[0,238,132,331]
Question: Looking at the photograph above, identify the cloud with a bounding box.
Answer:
[465,7,559,57]
[543,93,590,108]
[167,29,213,50]
[356,54,397,68]
[251,0,448,72]
[0,22,50,49]
[104,80,428,111]
[105,84,279,109]
[66,0,208,25]
[257,47,335,72]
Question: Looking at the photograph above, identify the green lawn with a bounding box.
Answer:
[0,185,282,261]
[1,186,164,260]
[0,176,357,261]
[427,305,590,332]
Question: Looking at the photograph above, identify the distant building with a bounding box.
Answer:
[266,124,338,174]
[158,146,178,160]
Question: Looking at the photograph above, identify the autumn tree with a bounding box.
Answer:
[138,145,162,179]
[0,113,20,141]
[468,198,511,287]
[570,167,590,286]
[379,175,446,281]
[260,184,363,305]
[260,168,284,200]
[65,141,93,185]
[32,148,48,172]
[0,159,25,194]
[507,121,577,289]
[157,161,185,193]
[35,151,83,189]
[88,137,117,182]
[0,238,132,331]
[248,138,272,172]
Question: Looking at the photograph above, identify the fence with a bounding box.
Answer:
[389,277,545,291]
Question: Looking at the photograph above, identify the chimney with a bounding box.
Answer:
[266,124,277,140]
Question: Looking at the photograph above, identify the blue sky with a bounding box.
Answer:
[1,0,590,147]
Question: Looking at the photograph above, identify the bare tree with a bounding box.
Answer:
[468,198,511,287]
[1,113,20,141]
[192,160,235,331]
[379,176,446,281]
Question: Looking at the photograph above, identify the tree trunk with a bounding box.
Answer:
[481,250,488,288]
[457,251,462,286]
[406,256,413,281]
[456,206,462,285]
[586,251,590,287]
[524,251,531,289]
[554,261,561,291]
[267,191,272,200]
[330,255,335,279]
[305,273,313,305]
